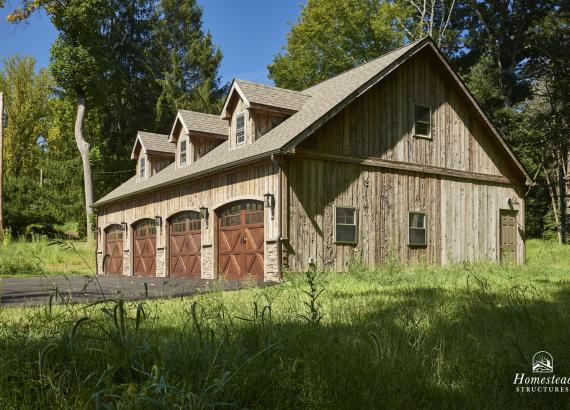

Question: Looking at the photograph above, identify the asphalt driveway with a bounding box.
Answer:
[0,275,265,307]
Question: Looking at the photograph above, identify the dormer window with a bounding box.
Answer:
[180,139,187,166]
[140,157,146,179]
[235,113,245,145]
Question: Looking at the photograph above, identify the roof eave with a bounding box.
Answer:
[92,150,279,208]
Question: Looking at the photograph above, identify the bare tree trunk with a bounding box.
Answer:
[75,93,94,242]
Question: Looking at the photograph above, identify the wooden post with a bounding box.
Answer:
[0,91,4,239]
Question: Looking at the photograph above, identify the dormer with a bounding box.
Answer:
[131,131,175,182]
[169,110,227,168]
[220,79,311,150]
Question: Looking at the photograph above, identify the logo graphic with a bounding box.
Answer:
[532,351,553,373]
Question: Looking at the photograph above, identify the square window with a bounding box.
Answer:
[335,207,357,244]
[409,212,427,246]
[235,113,245,145]
[414,105,432,138]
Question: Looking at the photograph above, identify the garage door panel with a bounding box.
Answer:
[168,212,201,278]
[245,226,264,252]
[218,200,264,279]
[133,219,157,277]
[105,226,124,275]
[245,253,264,276]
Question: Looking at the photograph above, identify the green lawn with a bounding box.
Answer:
[0,239,569,408]
[0,239,95,276]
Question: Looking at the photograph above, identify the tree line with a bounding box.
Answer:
[0,0,225,240]
[0,0,568,242]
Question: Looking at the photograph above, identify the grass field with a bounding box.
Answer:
[0,239,569,408]
[0,239,95,276]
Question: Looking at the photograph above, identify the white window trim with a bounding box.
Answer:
[334,206,358,245]
[408,211,428,246]
[179,138,188,167]
[235,112,246,146]
[139,156,146,180]
[413,104,432,139]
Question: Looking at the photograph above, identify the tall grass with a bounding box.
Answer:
[0,239,568,408]
[0,238,94,276]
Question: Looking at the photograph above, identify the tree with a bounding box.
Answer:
[6,0,113,242]
[268,0,413,90]
[450,0,561,108]
[3,0,225,240]
[400,0,459,50]
[0,56,52,178]
[153,0,225,123]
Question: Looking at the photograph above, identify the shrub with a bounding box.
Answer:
[0,257,45,276]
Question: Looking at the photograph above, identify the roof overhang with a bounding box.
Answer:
[130,134,145,160]
[169,111,190,143]
[220,80,250,120]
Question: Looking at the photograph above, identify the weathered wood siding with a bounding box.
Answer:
[97,161,281,281]
[192,136,222,162]
[252,109,287,141]
[284,49,525,271]
[284,156,524,272]
[300,49,518,180]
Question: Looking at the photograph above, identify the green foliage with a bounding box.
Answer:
[0,239,94,276]
[3,176,58,234]
[0,240,568,407]
[0,55,52,177]
[268,0,412,90]
[0,257,45,276]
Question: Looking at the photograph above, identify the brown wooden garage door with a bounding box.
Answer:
[133,219,156,276]
[218,200,264,279]
[169,212,201,277]
[105,225,123,275]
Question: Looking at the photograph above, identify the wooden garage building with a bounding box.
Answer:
[93,37,531,281]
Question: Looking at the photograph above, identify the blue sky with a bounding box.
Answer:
[0,0,304,85]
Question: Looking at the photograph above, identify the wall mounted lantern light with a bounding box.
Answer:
[154,215,163,230]
[264,193,275,220]
[121,222,128,237]
[200,206,209,228]
[507,197,520,207]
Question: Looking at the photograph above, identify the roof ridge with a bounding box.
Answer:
[235,78,312,96]
[178,109,221,118]
[302,37,429,93]
[138,130,169,137]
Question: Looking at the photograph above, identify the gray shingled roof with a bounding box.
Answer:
[235,79,311,112]
[97,39,424,206]
[95,38,527,207]
[179,110,228,136]
[131,131,174,159]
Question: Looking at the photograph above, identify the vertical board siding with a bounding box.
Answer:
[299,51,514,179]
[286,156,524,272]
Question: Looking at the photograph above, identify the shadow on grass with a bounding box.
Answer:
[0,277,569,409]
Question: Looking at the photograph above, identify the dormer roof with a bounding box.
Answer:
[220,79,311,119]
[169,110,228,142]
[131,131,174,159]
[96,37,531,207]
